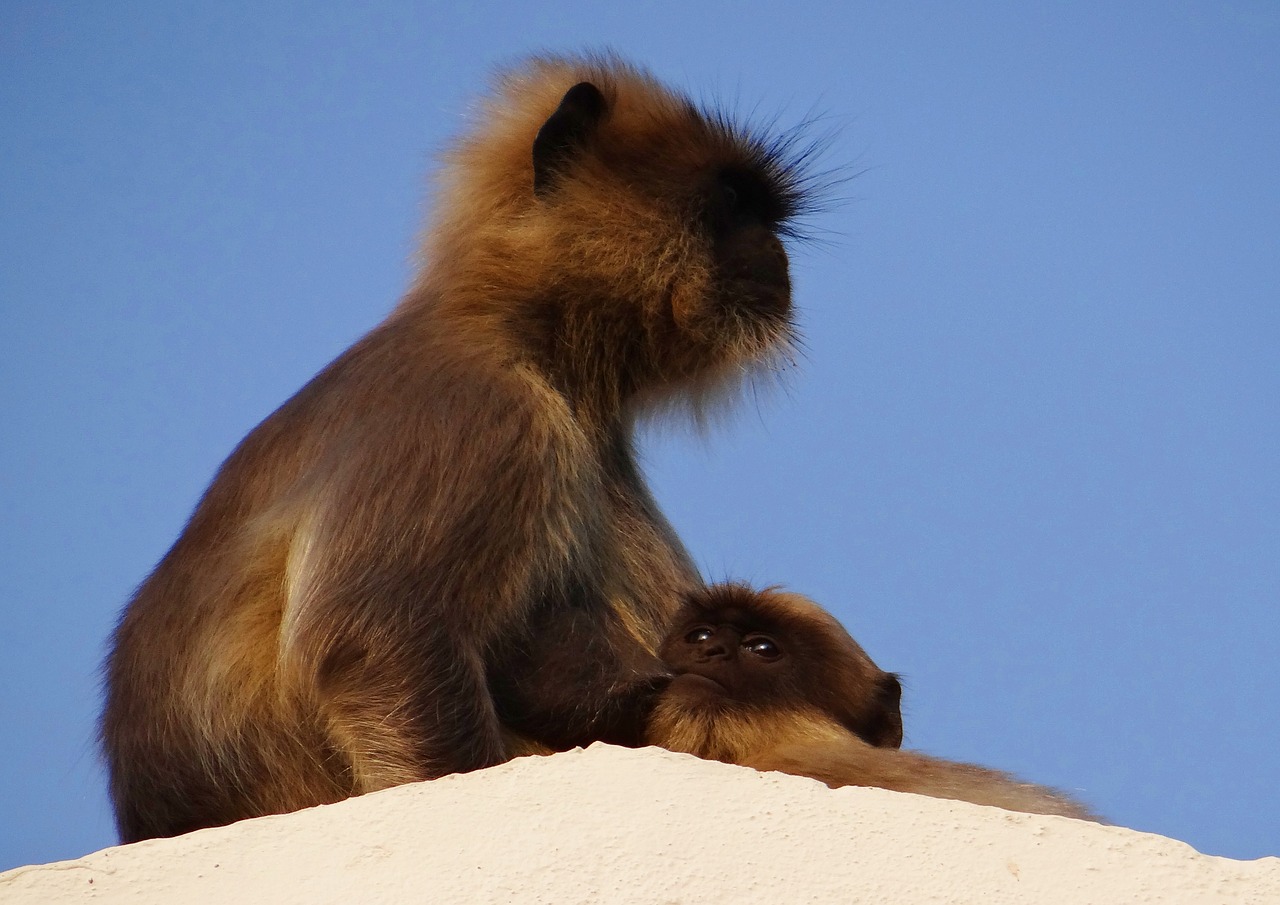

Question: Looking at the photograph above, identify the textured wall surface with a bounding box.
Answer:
[3,745,1277,904]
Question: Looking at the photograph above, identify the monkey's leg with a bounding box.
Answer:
[313,628,508,792]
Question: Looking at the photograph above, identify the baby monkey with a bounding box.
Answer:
[647,584,1097,821]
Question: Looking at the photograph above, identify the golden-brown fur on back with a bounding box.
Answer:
[102,53,822,842]
[647,583,1098,821]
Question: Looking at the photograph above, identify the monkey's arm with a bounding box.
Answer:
[743,739,1098,821]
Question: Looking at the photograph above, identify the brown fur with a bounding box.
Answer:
[102,54,821,841]
[648,584,1098,821]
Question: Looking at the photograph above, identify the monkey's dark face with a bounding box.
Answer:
[661,606,793,704]
[699,164,792,330]
[660,585,904,749]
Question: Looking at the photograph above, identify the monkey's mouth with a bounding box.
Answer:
[667,672,727,698]
[722,280,791,324]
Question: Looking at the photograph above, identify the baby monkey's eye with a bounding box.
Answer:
[685,626,714,644]
[742,635,781,660]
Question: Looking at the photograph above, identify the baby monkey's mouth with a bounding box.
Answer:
[666,671,729,699]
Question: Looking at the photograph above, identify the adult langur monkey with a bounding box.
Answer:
[102,53,834,841]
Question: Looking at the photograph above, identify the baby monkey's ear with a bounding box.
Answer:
[532,81,608,196]
[869,673,904,749]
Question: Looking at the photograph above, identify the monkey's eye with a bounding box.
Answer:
[685,627,715,645]
[742,635,781,660]
[707,166,782,232]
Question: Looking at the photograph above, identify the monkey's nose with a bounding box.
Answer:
[696,643,730,661]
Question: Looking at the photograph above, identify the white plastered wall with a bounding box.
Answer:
[3,744,1277,904]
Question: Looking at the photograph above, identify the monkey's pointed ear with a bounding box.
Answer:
[533,82,608,196]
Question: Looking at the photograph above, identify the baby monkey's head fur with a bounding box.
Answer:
[414,53,824,421]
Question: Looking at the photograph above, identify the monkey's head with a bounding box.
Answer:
[657,584,903,750]
[422,54,825,416]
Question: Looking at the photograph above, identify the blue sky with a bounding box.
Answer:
[2,2,1277,868]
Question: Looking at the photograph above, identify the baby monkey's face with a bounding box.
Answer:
[660,605,791,703]
[657,584,905,750]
